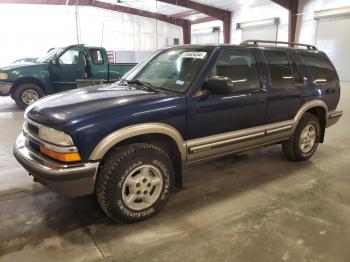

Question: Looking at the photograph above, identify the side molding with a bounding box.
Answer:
[89,123,187,161]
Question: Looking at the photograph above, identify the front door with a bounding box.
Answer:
[50,45,85,92]
[187,47,267,140]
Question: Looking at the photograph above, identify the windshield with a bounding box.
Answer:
[37,47,64,63]
[126,48,213,93]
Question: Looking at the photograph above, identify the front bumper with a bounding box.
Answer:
[327,110,343,127]
[0,82,12,96]
[13,133,99,197]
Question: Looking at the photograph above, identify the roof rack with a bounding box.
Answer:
[241,40,318,50]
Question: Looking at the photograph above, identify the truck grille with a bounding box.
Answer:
[27,121,39,136]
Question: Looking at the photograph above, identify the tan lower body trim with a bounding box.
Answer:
[186,120,294,162]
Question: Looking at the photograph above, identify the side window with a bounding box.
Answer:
[287,54,303,83]
[264,51,294,87]
[299,51,338,83]
[91,49,104,64]
[211,49,260,92]
[59,48,80,65]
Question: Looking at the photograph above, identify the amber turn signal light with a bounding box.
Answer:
[40,146,81,162]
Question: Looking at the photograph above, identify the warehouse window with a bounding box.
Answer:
[299,51,338,83]
[91,49,104,65]
[264,50,294,87]
[211,48,260,92]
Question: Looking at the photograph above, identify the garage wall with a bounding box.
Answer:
[296,0,350,81]
[296,0,350,44]
[191,20,223,44]
[231,3,289,44]
[0,4,183,67]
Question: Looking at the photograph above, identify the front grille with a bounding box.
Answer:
[27,121,39,136]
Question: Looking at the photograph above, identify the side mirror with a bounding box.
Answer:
[204,76,234,95]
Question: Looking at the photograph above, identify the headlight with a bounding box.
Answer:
[0,72,9,80]
[39,125,73,146]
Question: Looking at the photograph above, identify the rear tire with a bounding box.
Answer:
[14,83,44,109]
[282,113,320,161]
[96,143,175,223]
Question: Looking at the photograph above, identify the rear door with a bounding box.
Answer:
[262,49,308,124]
[50,45,85,92]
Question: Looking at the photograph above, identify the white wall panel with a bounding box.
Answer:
[315,16,350,81]
[241,26,278,41]
[0,4,183,67]
[296,0,350,82]
[191,20,223,44]
[231,4,289,44]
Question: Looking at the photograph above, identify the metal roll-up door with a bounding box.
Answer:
[315,7,350,81]
[237,18,279,42]
[192,26,221,44]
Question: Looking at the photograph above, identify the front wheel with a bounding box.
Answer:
[282,113,320,161]
[14,83,44,109]
[96,143,175,223]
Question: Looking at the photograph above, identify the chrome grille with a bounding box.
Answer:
[27,121,39,136]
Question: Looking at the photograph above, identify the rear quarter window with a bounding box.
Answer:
[298,51,338,84]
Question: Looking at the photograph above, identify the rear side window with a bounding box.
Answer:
[211,48,260,92]
[91,49,104,64]
[299,52,338,84]
[264,50,294,87]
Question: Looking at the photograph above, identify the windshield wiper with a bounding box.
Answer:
[127,79,159,93]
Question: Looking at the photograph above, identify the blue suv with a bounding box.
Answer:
[14,40,343,223]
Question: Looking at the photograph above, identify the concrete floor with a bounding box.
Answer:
[0,83,349,262]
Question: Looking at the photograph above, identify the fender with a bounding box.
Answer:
[89,123,187,161]
[292,99,328,130]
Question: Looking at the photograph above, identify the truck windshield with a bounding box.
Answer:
[127,48,213,93]
[37,48,64,63]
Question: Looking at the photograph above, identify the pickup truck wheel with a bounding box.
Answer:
[96,143,174,223]
[282,113,320,161]
[14,83,44,109]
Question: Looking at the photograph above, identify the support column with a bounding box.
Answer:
[183,20,191,44]
[289,9,297,43]
[223,20,231,44]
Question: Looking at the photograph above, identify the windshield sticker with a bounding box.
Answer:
[181,52,207,59]
[176,80,184,85]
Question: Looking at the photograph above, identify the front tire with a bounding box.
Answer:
[282,113,320,161]
[96,143,175,223]
[14,83,44,109]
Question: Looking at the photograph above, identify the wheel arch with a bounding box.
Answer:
[10,77,46,96]
[90,123,186,190]
[294,100,328,143]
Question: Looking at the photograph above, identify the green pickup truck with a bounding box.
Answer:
[0,44,136,109]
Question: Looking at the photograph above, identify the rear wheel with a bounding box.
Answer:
[14,83,44,109]
[282,113,320,161]
[96,143,174,223]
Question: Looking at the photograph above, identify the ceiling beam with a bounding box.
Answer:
[157,0,231,22]
[0,0,192,43]
[0,0,188,27]
[190,16,216,25]
[172,9,199,18]
[270,0,290,10]
[157,0,231,44]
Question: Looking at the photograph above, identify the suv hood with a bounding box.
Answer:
[26,84,181,129]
